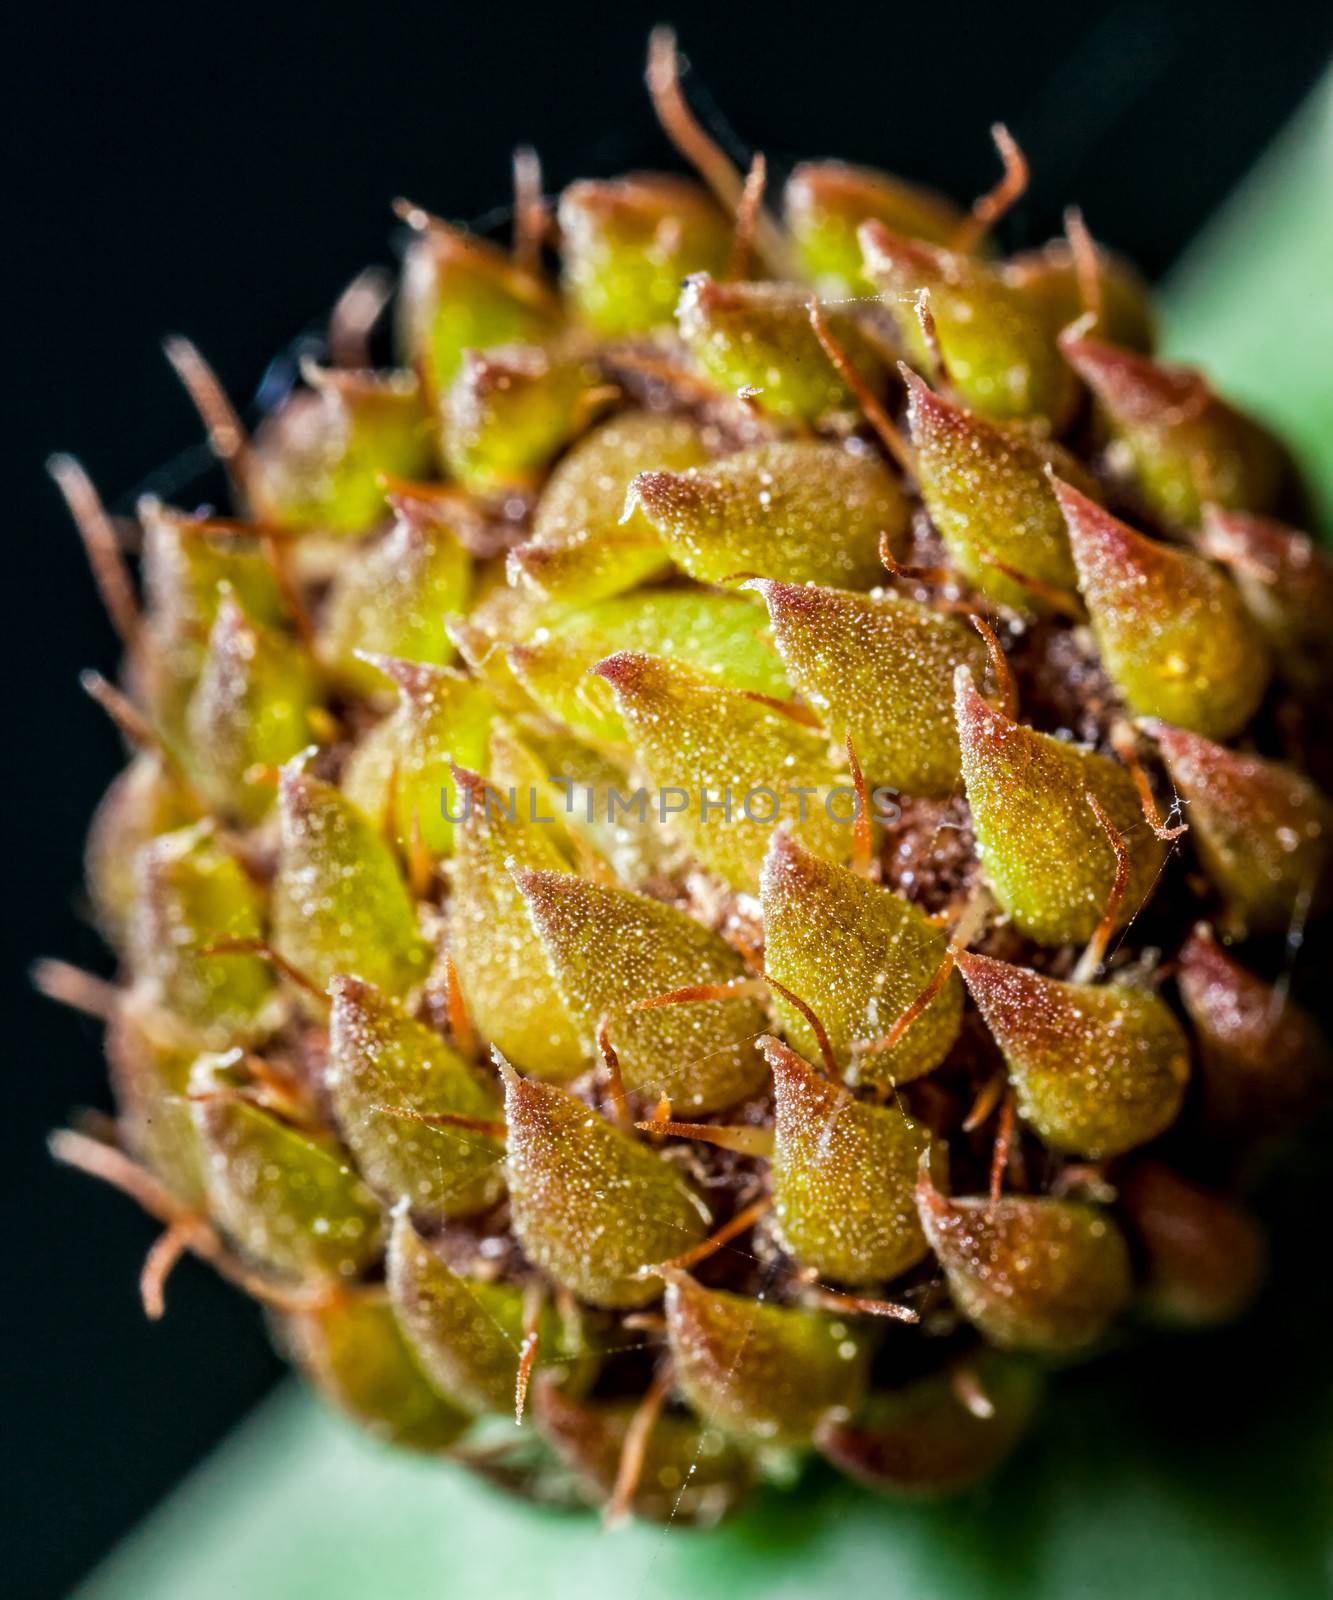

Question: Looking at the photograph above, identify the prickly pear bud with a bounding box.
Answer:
[676,274,888,423]
[916,1166,1132,1355]
[748,577,985,794]
[905,373,1094,614]
[320,507,471,698]
[514,865,769,1111]
[663,1271,870,1446]
[340,657,494,858]
[535,1377,750,1524]
[388,1212,555,1414]
[507,589,788,751]
[327,976,504,1219]
[1152,724,1333,937]
[190,1052,385,1282]
[271,765,431,999]
[860,223,1076,425]
[442,342,607,493]
[593,650,850,892]
[1176,924,1330,1124]
[765,1036,935,1282]
[185,593,318,824]
[1062,336,1288,527]
[955,951,1189,1158]
[1197,505,1333,694]
[1118,1163,1266,1329]
[1005,240,1155,353]
[558,176,731,335]
[628,440,909,589]
[281,1293,470,1450]
[761,832,962,1085]
[448,770,588,1081]
[816,1352,1041,1497]
[129,823,275,1045]
[86,752,198,947]
[784,161,964,293]
[508,412,709,605]
[250,368,433,535]
[106,991,206,1205]
[397,218,562,401]
[1054,478,1270,739]
[500,1060,709,1308]
[955,667,1164,945]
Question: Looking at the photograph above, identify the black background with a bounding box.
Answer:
[5,3,1331,1595]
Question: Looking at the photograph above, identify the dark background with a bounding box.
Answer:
[4,3,1330,1595]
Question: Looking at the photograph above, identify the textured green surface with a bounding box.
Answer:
[1166,71,1333,516]
[78,73,1333,1600]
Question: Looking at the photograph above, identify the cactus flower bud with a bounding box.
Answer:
[387,1212,564,1415]
[129,823,275,1046]
[816,1352,1041,1497]
[191,1052,385,1282]
[593,650,851,892]
[677,273,889,423]
[784,161,964,293]
[508,412,709,604]
[1176,924,1330,1124]
[250,367,433,535]
[905,373,1095,614]
[447,770,588,1081]
[860,223,1077,425]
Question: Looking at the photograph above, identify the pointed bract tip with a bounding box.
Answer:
[491,1048,520,1091]
[589,650,650,690]
[757,1032,812,1082]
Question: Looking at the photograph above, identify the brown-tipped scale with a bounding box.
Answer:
[514,865,769,1111]
[915,1163,1133,1355]
[1061,335,1287,529]
[955,667,1165,946]
[628,440,909,589]
[663,1270,871,1446]
[500,1060,710,1309]
[815,1352,1042,1498]
[1054,477,1270,740]
[1151,723,1333,938]
[1175,924,1330,1125]
[761,832,962,1085]
[280,1293,471,1451]
[956,950,1189,1159]
[326,976,505,1220]
[765,1036,936,1283]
